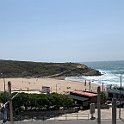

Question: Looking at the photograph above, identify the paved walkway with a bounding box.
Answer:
[1,120,124,124]
[48,108,122,120]
[1,108,124,124]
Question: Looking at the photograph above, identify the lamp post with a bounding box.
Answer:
[119,74,122,119]
[1,73,6,92]
[98,80,104,92]
[56,83,57,93]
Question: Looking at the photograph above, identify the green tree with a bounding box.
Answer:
[100,91,107,104]
[0,92,74,112]
[12,92,29,111]
[0,91,9,103]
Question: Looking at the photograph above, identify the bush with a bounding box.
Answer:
[0,92,74,112]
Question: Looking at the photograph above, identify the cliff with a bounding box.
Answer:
[49,64,101,78]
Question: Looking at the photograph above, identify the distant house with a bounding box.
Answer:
[69,90,97,109]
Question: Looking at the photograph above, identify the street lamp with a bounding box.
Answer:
[1,73,6,92]
[119,73,123,119]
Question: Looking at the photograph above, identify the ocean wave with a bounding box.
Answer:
[66,69,123,86]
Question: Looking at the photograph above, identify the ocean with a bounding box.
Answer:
[66,61,124,86]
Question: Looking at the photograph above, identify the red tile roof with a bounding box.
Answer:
[71,90,97,97]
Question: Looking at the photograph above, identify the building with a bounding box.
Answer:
[40,86,50,94]
[69,90,97,109]
[106,85,124,100]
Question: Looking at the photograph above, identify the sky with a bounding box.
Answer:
[0,0,124,62]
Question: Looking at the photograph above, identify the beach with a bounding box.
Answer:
[0,78,100,94]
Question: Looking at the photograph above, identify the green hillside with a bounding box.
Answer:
[0,60,91,78]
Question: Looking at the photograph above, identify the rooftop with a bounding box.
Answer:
[71,90,97,97]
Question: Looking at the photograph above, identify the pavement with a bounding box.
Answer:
[1,108,124,124]
[48,108,124,120]
[1,120,124,124]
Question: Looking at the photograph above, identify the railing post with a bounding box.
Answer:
[8,81,14,124]
[112,98,116,124]
[97,86,101,124]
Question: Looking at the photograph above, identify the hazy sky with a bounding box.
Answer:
[0,0,124,62]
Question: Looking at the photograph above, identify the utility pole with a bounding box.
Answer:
[102,82,104,92]
[56,84,57,93]
[3,76,5,92]
[89,81,91,91]
[119,74,122,119]
[8,81,14,124]
[97,86,101,124]
[1,73,6,92]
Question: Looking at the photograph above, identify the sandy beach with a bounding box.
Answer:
[0,77,100,94]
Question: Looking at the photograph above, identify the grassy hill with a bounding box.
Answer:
[0,60,101,78]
